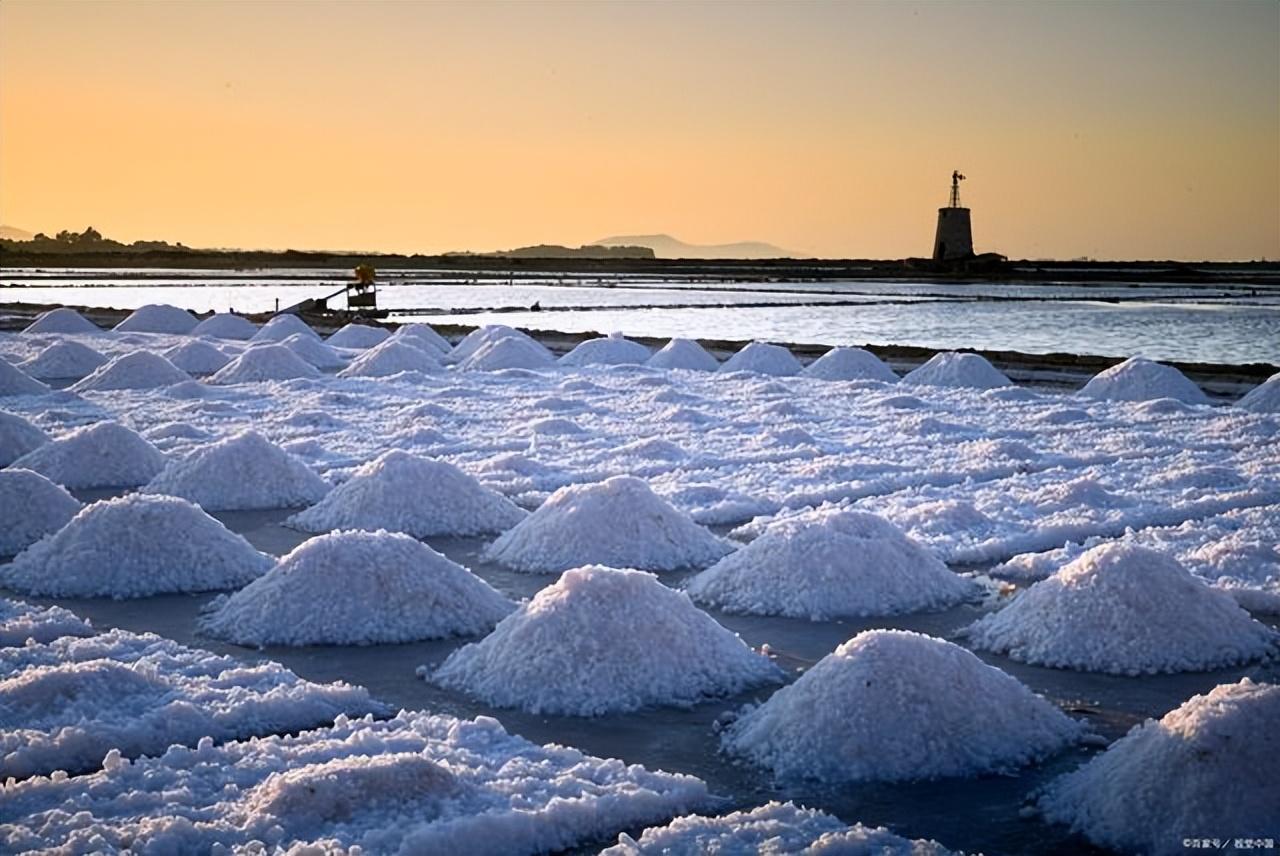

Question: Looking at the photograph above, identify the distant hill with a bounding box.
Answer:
[0,226,191,254]
[589,233,800,259]
[0,225,34,241]
[457,243,655,260]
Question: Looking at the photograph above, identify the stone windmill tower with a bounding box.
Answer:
[932,171,974,261]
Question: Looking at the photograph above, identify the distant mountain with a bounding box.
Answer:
[589,233,800,259]
[448,243,656,260]
[0,225,34,241]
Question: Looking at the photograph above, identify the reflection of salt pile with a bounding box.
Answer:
[559,333,651,366]
[70,351,190,391]
[903,352,1011,388]
[144,430,329,510]
[646,338,720,371]
[163,340,231,375]
[1039,679,1278,856]
[18,340,107,380]
[1077,356,1208,404]
[277,332,348,370]
[484,475,732,572]
[23,307,99,334]
[458,335,554,371]
[288,450,525,536]
[722,629,1080,782]
[12,421,166,489]
[965,543,1275,674]
[327,323,391,349]
[687,509,978,619]
[192,312,258,340]
[0,410,48,466]
[602,801,955,856]
[0,359,50,396]
[337,340,441,378]
[201,530,514,645]
[250,313,319,343]
[4,494,272,597]
[719,342,802,376]
[0,597,92,647]
[392,323,451,353]
[802,346,898,382]
[112,303,199,334]
[1237,371,1280,413]
[211,344,321,384]
[431,565,782,715]
[0,470,81,557]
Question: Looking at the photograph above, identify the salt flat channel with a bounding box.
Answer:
[1,312,1278,854]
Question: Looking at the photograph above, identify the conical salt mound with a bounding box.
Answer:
[3,493,272,598]
[1077,356,1208,404]
[163,340,230,375]
[965,542,1276,674]
[803,347,898,382]
[483,475,732,573]
[0,597,93,647]
[23,307,99,334]
[337,340,441,378]
[192,312,258,340]
[18,340,107,380]
[200,530,514,646]
[687,509,978,619]
[112,303,198,334]
[903,352,1011,389]
[1039,679,1279,856]
[144,430,329,511]
[721,629,1081,783]
[70,351,190,391]
[0,469,81,557]
[327,323,391,349]
[458,335,554,371]
[646,338,720,371]
[0,359,50,396]
[392,323,451,353]
[287,450,525,537]
[0,410,49,466]
[431,565,783,715]
[278,333,347,370]
[1238,372,1280,413]
[250,313,319,343]
[719,342,802,376]
[559,334,651,367]
[600,801,956,856]
[449,325,550,363]
[12,421,165,489]
[210,344,321,384]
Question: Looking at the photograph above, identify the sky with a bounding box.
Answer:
[1,0,1277,260]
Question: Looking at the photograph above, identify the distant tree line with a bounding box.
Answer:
[0,226,190,254]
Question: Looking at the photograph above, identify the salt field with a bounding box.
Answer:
[1,306,1278,854]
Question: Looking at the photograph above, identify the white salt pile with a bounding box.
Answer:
[719,342,802,376]
[0,709,704,854]
[18,340,107,380]
[0,597,92,647]
[802,346,898,382]
[191,312,258,340]
[337,339,441,378]
[1077,356,1209,404]
[392,322,451,353]
[431,565,782,715]
[646,338,720,371]
[0,410,49,466]
[287,450,525,537]
[163,339,231,375]
[602,801,955,856]
[210,344,321,384]
[70,351,191,391]
[1237,371,1280,413]
[145,430,328,511]
[1039,679,1279,856]
[23,307,99,334]
[458,335,555,371]
[327,322,391,349]
[11,421,166,489]
[965,542,1276,674]
[278,332,348,370]
[903,352,1012,389]
[5,494,271,597]
[201,530,514,646]
[484,475,732,572]
[250,313,320,342]
[449,324,552,364]
[721,629,1081,782]
[0,470,81,557]
[0,359,50,396]
[559,333,652,367]
[112,303,199,334]
[686,509,978,619]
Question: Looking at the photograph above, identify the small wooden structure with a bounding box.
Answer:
[280,265,388,319]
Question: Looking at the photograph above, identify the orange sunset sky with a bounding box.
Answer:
[1,0,1277,260]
